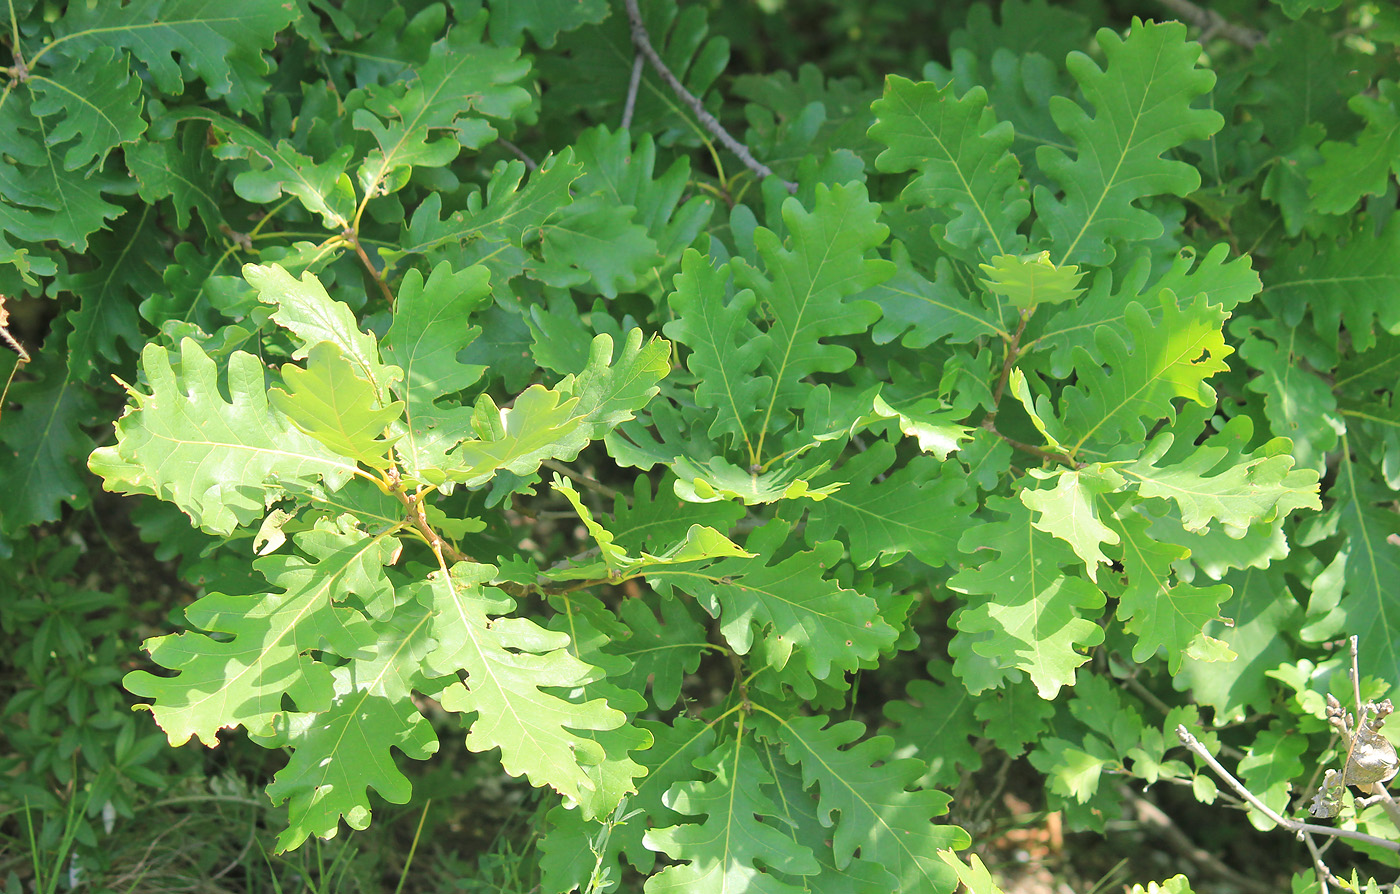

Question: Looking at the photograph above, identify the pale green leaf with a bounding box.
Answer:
[421,562,637,820]
[950,497,1106,698]
[1109,510,1233,674]
[270,343,403,469]
[122,522,394,746]
[980,251,1085,310]
[1020,465,1125,581]
[1121,416,1321,537]
[90,341,359,536]
[1060,291,1232,452]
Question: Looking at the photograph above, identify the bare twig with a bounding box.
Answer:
[543,459,619,499]
[498,137,538,171]
[1176,725,1400,853]
[1156,0,1265,48]
[623,0,796,194]
[621,53,644,130]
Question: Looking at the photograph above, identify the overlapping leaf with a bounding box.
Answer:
[355,25,532,191]
[645,737,820,893]
[870,74,1029,259]
[420,562,640,819]
[950,496,1106,698]
[445,330,670,487]
[1307,80,1400,214]
[51,0,297,113]
[650,528,897,690]
[803,440,973,568]
[1121,416,1321,537]
[89,340,359,536]
[270,343,403,469]
[1262,214,1400,351]
[121,523,395,746]
[732,183,891,426]
[1108,510,1234,674]
[1059,291,1232,452]
[771,714,970,892]
[1034,20,1223,266]
[260,606,438,850]
[382,263,492,474]
[539,716,716,891]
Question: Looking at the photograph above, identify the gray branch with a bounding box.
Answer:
[622,0,796,194]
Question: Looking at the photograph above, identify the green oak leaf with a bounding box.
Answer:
[122,522,394,746]
[52,0,299,114]
[174,109,356,230]
[803,440,973,568]
[90,341,359,536]
[444,331,669,487]
[1263,214,1400,352]
[243,264,402,397]
[1301,436,1400,686]
[768,713,970,892]
[649,530,897,689]
[1108,509,1234,674]
[420,562,637,820]
[869,74,1029,259]
[884,661,984,789]
[1035,19,1223,266]
[1120,416,1321,537]
[539,716,716,890]
[1308,81,1400,215]
[1060,291,1232,453]
[1237,727,1309,831]
[664,250,771,446]
[644,738,821,893]
[980,251,1085,310]
[1019,464,1125,582]
[1035,245,1261,377]
[355,25,531,191]
[950,496,1106,698]
[382,262,493,475]
[733,182,891,427]
[27,47,146,171]
[271,342,403,469]
[260,605,438,850]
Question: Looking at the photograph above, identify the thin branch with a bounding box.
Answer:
[498,137,538,172]
[623,0,796,194]
[1156,0,1265,48]
[621,52,644,130]
[983,311,1031,430]
[542,459,619,499]
[1176,725,1400,854]
[997,433,1081,469]
[347,232,396,306]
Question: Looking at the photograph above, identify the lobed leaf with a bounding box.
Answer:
[421,563,640,820]
[90,341,359,536]
[1034,19,1223,266]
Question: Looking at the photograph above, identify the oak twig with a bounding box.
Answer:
[621,53,644,130]
[623,0,796,194]
[1176,725,1400,854]
[498,137,538,172]
[1156,0,1265,48]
